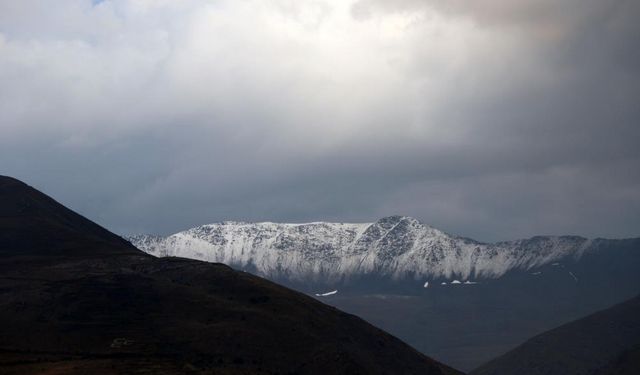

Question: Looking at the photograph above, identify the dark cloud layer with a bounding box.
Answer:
[1,0,638,241]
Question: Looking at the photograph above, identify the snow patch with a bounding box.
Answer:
[315,290,338,297]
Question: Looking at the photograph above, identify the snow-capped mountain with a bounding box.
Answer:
[127,215,594,283]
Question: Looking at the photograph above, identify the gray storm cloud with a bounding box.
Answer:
[0,0,638,241]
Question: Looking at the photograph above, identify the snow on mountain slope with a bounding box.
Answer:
[127,216,593,283]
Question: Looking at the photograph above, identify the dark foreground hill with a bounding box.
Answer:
[0,176,461,375]
[471,295,640,375]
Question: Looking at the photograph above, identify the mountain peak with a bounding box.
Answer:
[377,215,408,223]
[0,174,26,187]
[0,176,137,257]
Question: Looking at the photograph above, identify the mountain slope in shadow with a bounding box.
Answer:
[471,295,640,375]
[0,176,461,375]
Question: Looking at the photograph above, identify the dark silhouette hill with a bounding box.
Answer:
[471,295,640,375]
[0,176,461,375]
[0,175,134,256]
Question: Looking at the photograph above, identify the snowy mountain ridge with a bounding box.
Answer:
[127,216,594,283]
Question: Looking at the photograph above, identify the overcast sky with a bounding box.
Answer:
[1,0,639,241]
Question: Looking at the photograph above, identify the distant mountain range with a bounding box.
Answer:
[129,216,606,286]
